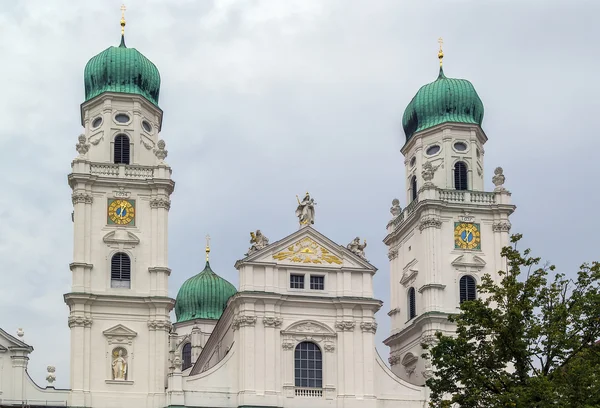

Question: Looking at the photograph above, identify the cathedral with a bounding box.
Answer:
[0,14,515,408]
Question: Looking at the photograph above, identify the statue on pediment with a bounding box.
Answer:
[347,237,367,259]
[296,192,316,227]
[248,230,269,254]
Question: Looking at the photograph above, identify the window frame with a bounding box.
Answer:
[294,341,323,389]
[459,275,477,304]
[182,342,192,371]
[113,134,131,165]
[290,274,305,289]
[454,161,468,191]
[111,252,131,289]
[309,275,325,290]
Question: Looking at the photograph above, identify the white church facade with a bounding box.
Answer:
[0,19,515,408]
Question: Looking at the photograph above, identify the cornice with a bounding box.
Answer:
[80,92,164,131]
[148,266,172,276]
[64,292,175,309]
[69,262,93,271]
[383,311,452,346]
[68,172,175,194]
[229,291,383,310]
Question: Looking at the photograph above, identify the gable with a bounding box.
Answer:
[239,227,376,271]
[0,328,33,352]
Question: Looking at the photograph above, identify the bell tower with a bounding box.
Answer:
[383,42,515,385]
[64,11,174,408]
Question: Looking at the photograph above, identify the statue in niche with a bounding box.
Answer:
[247,230,269,254]
[347,237,367,259]
[295,192,316,227]
[112,348,128,380]
[390,198,402,217]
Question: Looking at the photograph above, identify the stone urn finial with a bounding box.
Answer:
[492,167,506,191]
[46,366,56,386]
[16,328,24,337]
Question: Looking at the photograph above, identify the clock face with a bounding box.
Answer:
[108,199,135,226]
[454,222,481,250]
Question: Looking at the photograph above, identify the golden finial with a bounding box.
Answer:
[120,4,127,36]
[205,234,211,262]
[438,37,444,67]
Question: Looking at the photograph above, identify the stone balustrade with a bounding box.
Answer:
[90,163,154,179]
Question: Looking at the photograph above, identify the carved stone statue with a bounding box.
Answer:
[247,230,269,254]
[155,139,168,161]
[390,198,402,217]
[75,134,90,156]
[422,161,438,183]
[112,349,127,380]
[346,237,367,259]
[492,167,505,191]
[295,192,316,227]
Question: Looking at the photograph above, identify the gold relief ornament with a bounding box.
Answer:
[273,237,342,265]
[108,199,135,225]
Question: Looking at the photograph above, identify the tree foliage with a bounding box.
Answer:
[425,234,600,408]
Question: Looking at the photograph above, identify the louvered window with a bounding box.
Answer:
[111,253,131,288]
[460,275,477,303]
[411,176,418,202]
[454,161,468,190]
[408,287,416,320]
[294,342,322,388]
[114,134,130,164]
[182,343,192,370]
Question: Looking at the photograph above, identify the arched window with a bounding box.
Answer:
[294,342,322,388]
[182,343,192,370]
[114,134,130,164]
[459,275,477,303]
[111,253,131,288]
[407,287,416,320]
[454,161,468,190]
[411,176,418,202]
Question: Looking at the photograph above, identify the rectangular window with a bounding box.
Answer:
[310,275,324,290]
[290,274,304,289]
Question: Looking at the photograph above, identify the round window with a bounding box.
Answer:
[142,120,152,133]
[454,142,468,152]
[115,114,130,124]
[91,117,103,128]
[410,157,416,167]
[426,145,441,156]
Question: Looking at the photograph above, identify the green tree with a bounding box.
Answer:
[425,234,600,408]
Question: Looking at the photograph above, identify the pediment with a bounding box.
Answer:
[400,258,418,287]
[103,230,140,249]
[451,254,486,270]
[238,227,375,271]
[103,324,137,339]
[0,328,33,352]
[282,320,336,336]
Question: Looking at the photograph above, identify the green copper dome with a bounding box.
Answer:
[84,36,160,106]
[175,262,237,322]
[402,67,484,141]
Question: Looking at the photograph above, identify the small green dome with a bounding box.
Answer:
[175,262,237,322]
[402,67,484,141]
[84,36,161,106]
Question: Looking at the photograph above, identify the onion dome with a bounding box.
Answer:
[175,239,237,322]
[83,34,161,106]
[402,42,484,142]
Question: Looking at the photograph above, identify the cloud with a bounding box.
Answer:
[0,0,598,389]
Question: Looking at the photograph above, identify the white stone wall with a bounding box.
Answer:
[386,123,514,385]
[66,93,175,408]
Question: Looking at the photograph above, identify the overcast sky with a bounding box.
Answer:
[1,0,598,389]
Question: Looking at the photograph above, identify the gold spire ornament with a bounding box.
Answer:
[205,234,211,261]
[438,37,444,67]
[120,4,127,36]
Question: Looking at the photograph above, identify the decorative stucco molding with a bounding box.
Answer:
[68,316,92,328]
[72,192,93,205]
[388,352,401,366]
[282,341,295,350]
[419,216,442,231]
[147,320,172,331]
[75,134,90,156]
[102,324,137,345]
[334,320,356,332]
[232,315,257,330]
[493,221,512,232]
[402,353,418,377]
[150,197,171,210]
[263,317,283,328]
[387,247,399,260]
[387,308,400,317]
[360,322,378,333]
[323,343,335,352]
